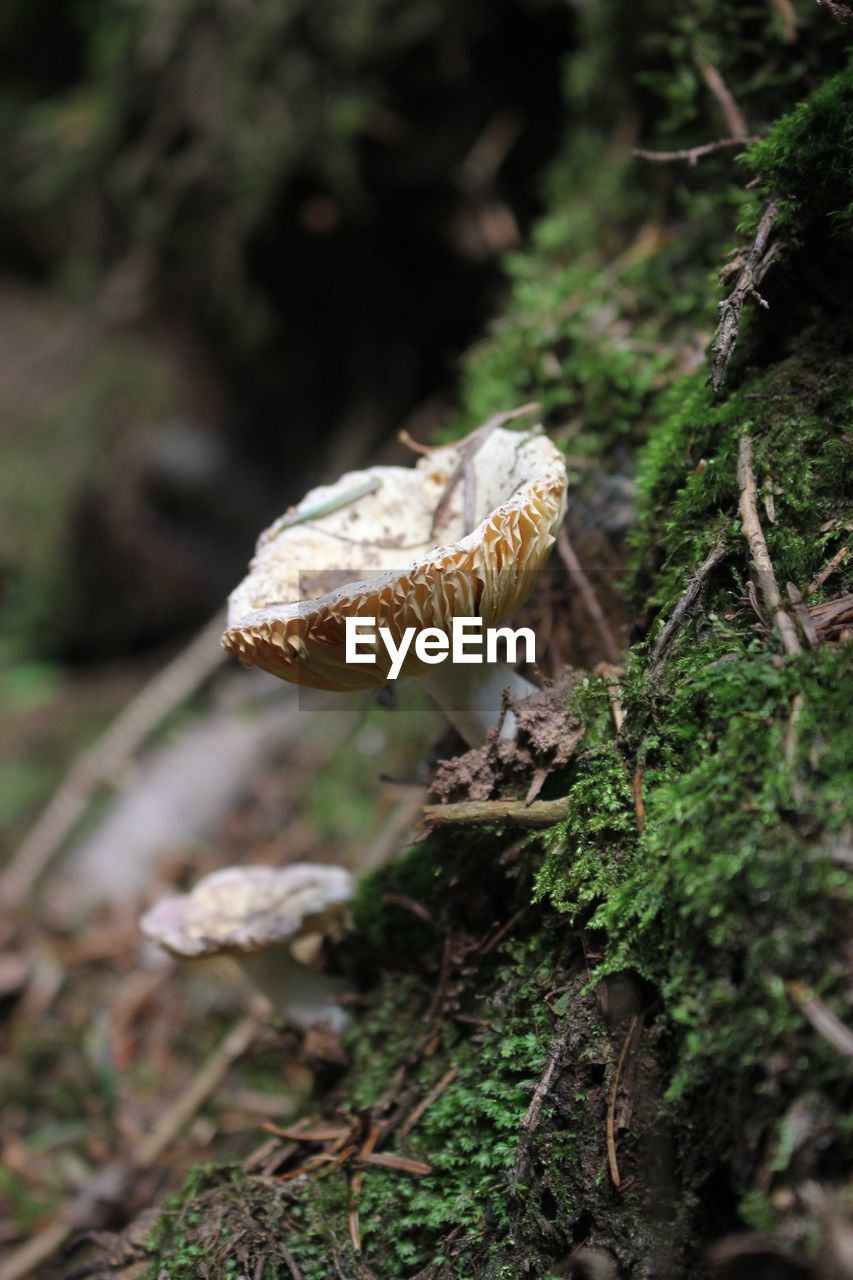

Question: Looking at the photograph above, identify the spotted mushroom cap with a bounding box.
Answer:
[139,864,354,959]
[222,426,567,690]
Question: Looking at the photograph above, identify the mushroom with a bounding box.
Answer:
[223,422,567,744]
[140,864,354,1033]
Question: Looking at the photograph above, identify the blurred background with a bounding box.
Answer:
[0,0,574,651]
[0,0,581,854]
[0,2,586,1254]
[3,0,850,1271]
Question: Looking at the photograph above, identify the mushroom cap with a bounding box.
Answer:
[140,863,354,959]
[222,426,567,690]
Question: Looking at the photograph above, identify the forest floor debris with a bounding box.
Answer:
[710,198,780,392]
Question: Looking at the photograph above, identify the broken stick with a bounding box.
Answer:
[421,796,571,829]
[633,137,756,166]
[709,196,779,392]
[647,542,727,676]
[737,434,802,657]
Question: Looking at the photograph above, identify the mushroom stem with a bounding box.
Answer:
[420,662,535,746]
[236,948,351,1034]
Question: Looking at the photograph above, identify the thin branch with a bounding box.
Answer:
[477,906,528,957]
[807,545,848,596]
[1,611,227,907]
[556,528,622,665]
[429,402,540,538]
[737,434,802,657]
[769,0,798,41]
[647,542,728,677]
[787,981,853,1061]
[709,196,780,392]
[397,429,444,456]
[399,1069,459,1139]
[513,1020,574,1185]
[135,1015,261,1165]
[0,1015,260,1280]
[358,1152,432,1175]
[817,0,853,24]
[421,796,571,829]
[786,582,820,649]
[607,1016,641,1189]
[458,110,523,194]
[633,136,756,166]
[694,50,749,140]
[809,592,853,640]
[358,789,427,874]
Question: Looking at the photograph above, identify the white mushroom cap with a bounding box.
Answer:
[140,864,354,959]
[222,426,567,690]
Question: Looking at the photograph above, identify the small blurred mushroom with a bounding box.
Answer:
[140,864,354,1033]
[223,422,567,744]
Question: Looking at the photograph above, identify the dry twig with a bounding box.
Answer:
[421,796,571,829]
[807,546,848,596]
[279,1244,302,1274]
[556,528,621,665]
[429,402,540,538]
[786,582,820,649]
[347,1124,381,1256]
[769,0,798,40]
[709,197,780,392]
[359,1152,432,1175]
[787,982,853,1061]
[381,892,434,928]
[1,611,227,906]
[358,790,428,874]
[399,1068,460,1139]
[136,1016,262,1166]
[397,429,444,455]
[817,0,853,23]
[808,592,853,643]
[606,1016,641,1189]
[694,50,749,140]
[477,907,528,958]
[458,110,523,194]
[513,1020,574,1184]
[737,434,802,656]
[633,137,756,166]
[0,1015,261,1280]
[647,542,728,677]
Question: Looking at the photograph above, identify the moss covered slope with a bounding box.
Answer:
[146,8,852,1278]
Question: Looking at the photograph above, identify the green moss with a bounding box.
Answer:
[146,1167,261,1279]
[745,60,853,236]
[450,137,741,461]
[535,735,636,916]
[289,940,557,1277]
[611,650,845,1070]
[142,6,853,1275]
[150,919,574,1279]
[634,330,853,622]
[526,307,853,1202]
